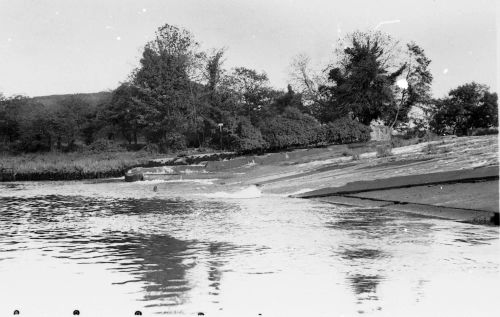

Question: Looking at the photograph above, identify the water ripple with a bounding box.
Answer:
[0,192,498,316]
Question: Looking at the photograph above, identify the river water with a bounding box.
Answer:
[0,180,499,317]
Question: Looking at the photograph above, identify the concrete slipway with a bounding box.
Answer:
[294,166,499,225]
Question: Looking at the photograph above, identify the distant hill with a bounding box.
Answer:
[32,91,113,110]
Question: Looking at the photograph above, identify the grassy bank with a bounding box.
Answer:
[0,148,239,181]
[2,134,497,182]
[0,151,162,181]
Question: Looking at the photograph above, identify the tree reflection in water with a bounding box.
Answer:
[341,247,386,304]
[206,242,230,302]
[0,196,243,311]
[348,274,383,299]
[102,232,196,308]
[4,192,492,315]
[329,207,436,313]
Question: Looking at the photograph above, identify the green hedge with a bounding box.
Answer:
[258,112,370,151]
[471,127,498,136]
[321,117,371,144]
[259,112,321,150]
[231,119,267,153]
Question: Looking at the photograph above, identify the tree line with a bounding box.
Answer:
[1,24,497,154]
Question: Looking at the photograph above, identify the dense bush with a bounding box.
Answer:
[259,110,322,150]
[159,133,187,153]
[231,119,267,153]
[258,114,371,151]
[321,118,371,144]
[430,82,498,136]
[472,127,498,136]
[14,138,51,153]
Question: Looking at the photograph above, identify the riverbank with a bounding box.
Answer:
[2,135,498,224]
[0,151,158,181]
[241,135,499,225]
[0,150,236,181]
[116,134,499,224]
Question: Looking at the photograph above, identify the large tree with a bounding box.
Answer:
[0,95,55,151]
[316,31,432,127]
[47,95,93,150]
[0,95,26,143]
[131,23,204,146]
[223,67,277,123]
[288,53,327,116]
[387,42,433,130]
[430,82,498,135]
[205,48,226,97]
[106,83,152,144]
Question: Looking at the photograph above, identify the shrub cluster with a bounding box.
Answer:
[259,116,319,150]
[257,114,371,152]
[472,127,498,136]
[159,133,187,153]
[322,118,372,144]
[74,115,372,155]
[231,119,267,153]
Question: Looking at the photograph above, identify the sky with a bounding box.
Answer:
[0,0,497,98]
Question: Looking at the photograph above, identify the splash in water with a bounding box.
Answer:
[204,185,262,199]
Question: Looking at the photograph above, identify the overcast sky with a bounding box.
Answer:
[0,0,497,97]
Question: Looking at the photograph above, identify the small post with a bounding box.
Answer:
[217,123,223,150]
